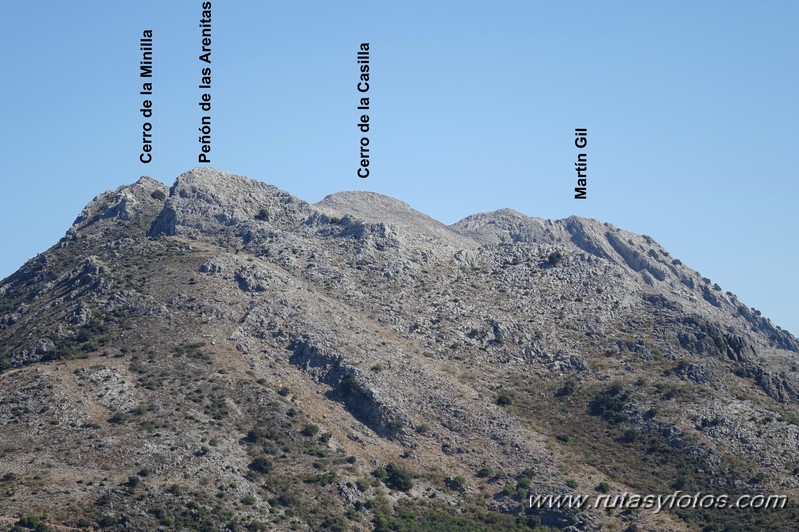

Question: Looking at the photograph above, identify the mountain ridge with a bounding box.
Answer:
[1,167,797,531]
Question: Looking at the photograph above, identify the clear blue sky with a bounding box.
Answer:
[1,2,797,334]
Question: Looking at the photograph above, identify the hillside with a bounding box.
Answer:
[0,167,797,531]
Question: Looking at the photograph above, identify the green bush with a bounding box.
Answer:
[248,457,273,474]
[150,190,166,201]
[340,374,363,396]
[15,516,51,532]
[385,463,413,491]
[302,424,320,437]
[321,515,348,532]
[97,515,116,527]
[620,429,638,443]
[255,208,269,221]
[588,384,629,424]
[476,466,493,478]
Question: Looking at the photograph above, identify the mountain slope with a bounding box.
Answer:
[0,168,797,531]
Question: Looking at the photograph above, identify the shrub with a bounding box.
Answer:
[386,419,404,433]
[321,515,348,532]
[97,515,116,527]
[596,481,611,493]
[385,463,413,491]
[555,380,577,397]
[15,516,51,531]
[276,491,299,507]
[476,466,493,478]
[0,349,10,372]
[566,479,578,488]
[496,393,513,406]
[620,429,638,443]
[248,457,273,474]
[107,412,128,424]
[547,251,563,266]
[588,384,629,424]
[150,190,166,201]
[339,374,364,397]
[302,424,320,437]
[255,208,269,221]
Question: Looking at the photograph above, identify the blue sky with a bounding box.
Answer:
[1,2,797,334]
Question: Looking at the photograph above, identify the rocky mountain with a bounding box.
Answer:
[0,167,797,531]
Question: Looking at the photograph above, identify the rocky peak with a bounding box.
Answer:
[453,208,564,245]
[149,167,312,240]
[315,191,477,255]
[66,176,168,237]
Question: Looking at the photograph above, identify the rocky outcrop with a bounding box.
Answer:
[67,176,168,236]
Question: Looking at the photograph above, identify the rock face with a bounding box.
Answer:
[0,167,797,531]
